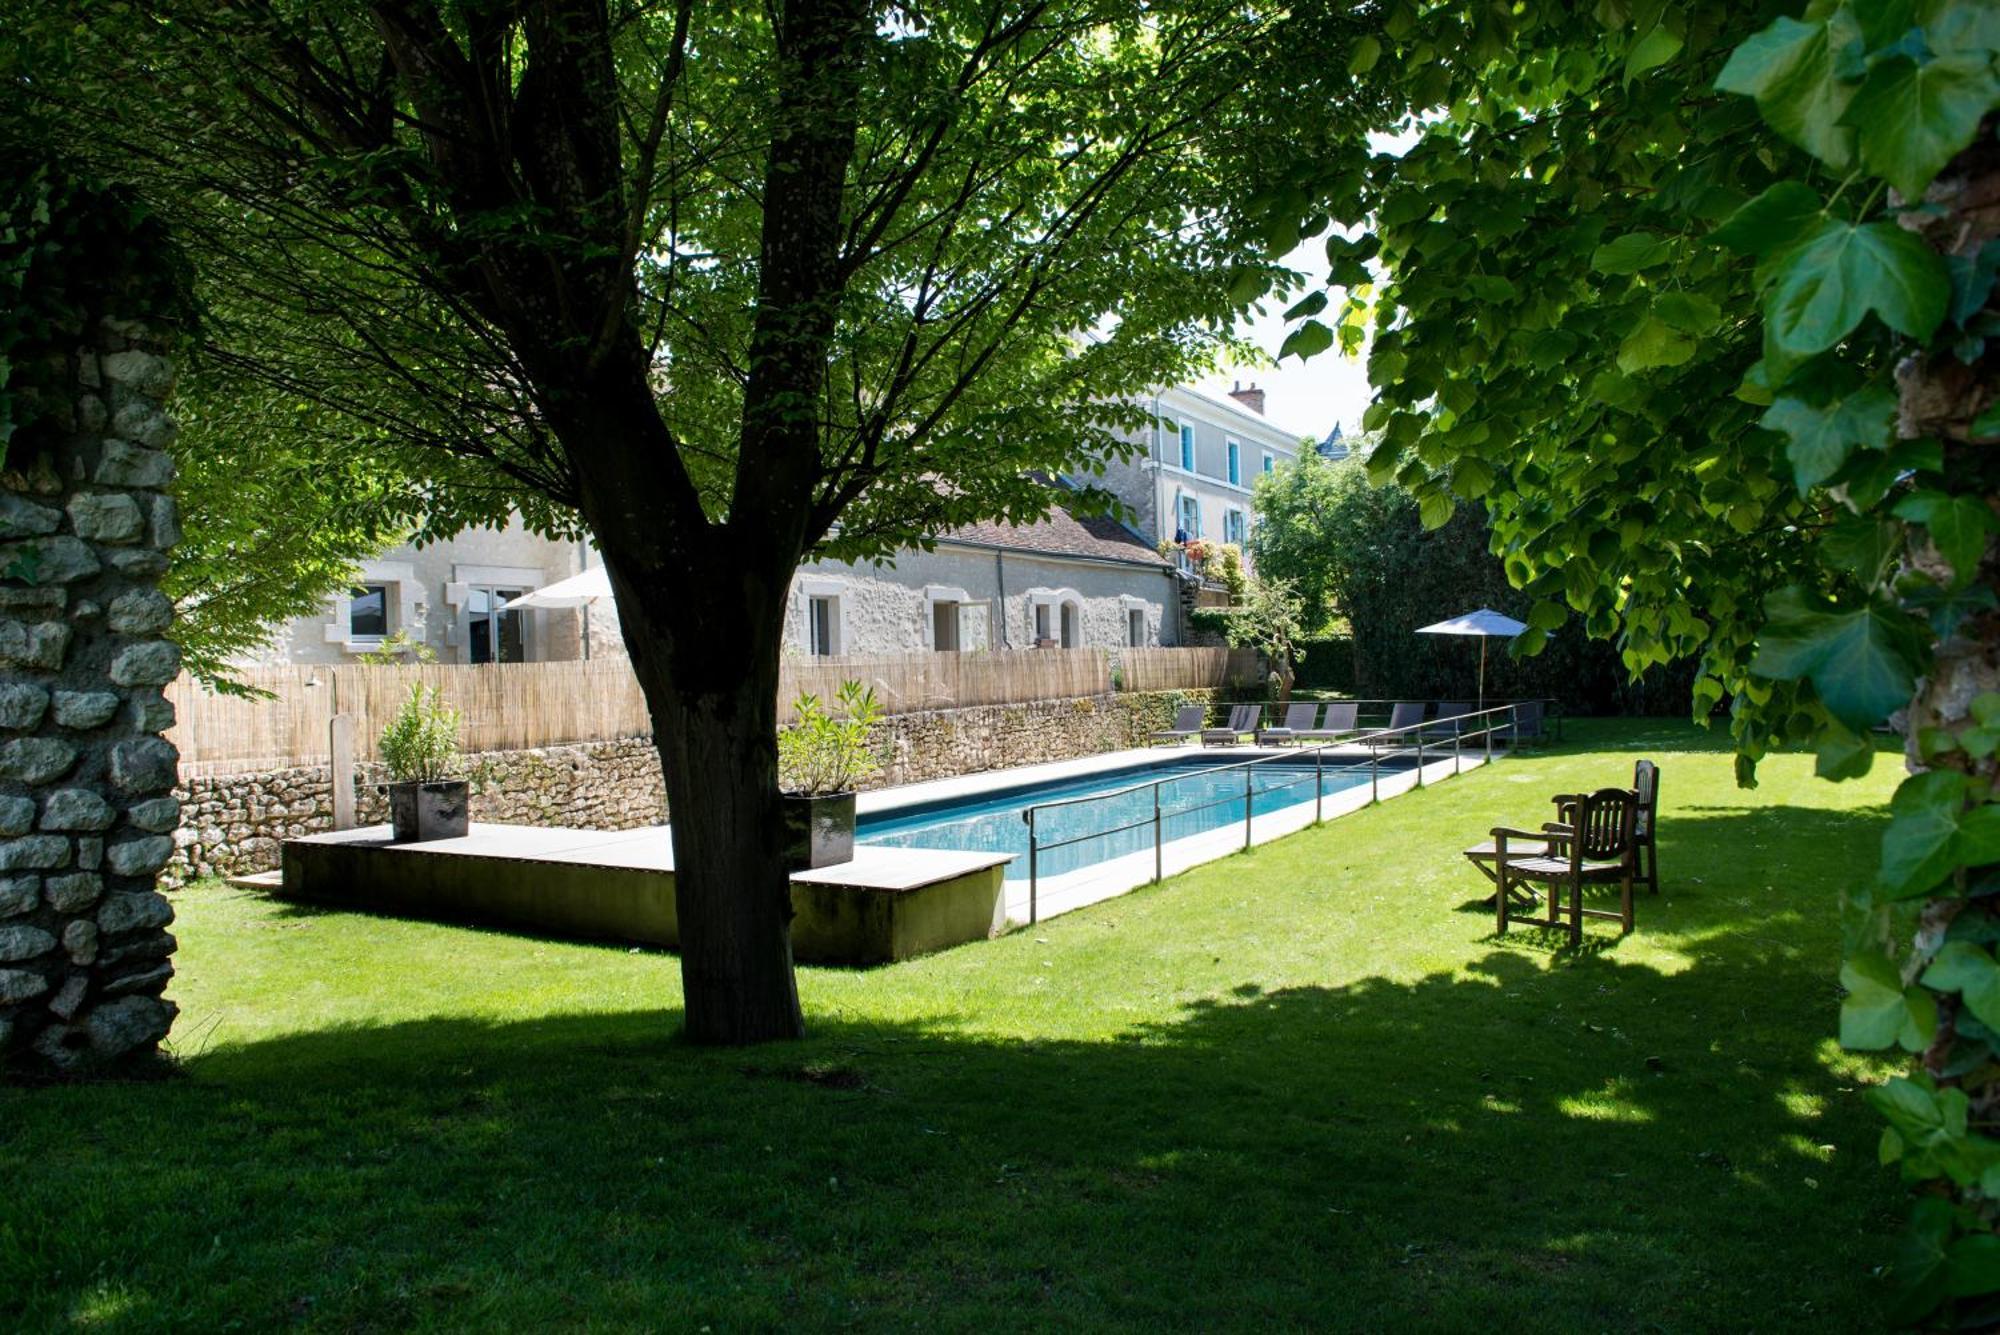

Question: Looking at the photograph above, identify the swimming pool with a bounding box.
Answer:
[858,754,1403,881]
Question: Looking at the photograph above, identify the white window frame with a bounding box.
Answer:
[1175,490,1201,540]
[325,559,420,652]
[1224,508,1247,546]
[1025,587,1084,649]
[1179,423,1196,472]
[449,563,545,664]
[796,576,849,656]
[923,583,981,652]
[1262,450,1276,475]
[1121,595,1151,648]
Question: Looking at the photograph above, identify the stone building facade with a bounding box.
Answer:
[1,319,184,1074]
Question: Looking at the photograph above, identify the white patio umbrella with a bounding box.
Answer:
[503,565,614,659]
[1415,607,1528,713]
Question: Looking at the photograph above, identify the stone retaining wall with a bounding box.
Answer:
[164,689,1207,885]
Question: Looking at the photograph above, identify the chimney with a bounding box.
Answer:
[1228,380,1266,415]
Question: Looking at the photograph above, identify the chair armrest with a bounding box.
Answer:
[1489,826,1549,841]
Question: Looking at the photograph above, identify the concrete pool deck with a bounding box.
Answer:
[277,735,1504,960]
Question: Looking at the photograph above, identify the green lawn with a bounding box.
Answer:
[2,720,1904,1330]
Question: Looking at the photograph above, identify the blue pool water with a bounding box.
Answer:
[857,755,1395,880]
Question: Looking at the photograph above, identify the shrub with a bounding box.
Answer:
[778,680,884,796]
[379,684,462,783]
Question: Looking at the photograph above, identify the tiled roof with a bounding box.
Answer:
[940,504,1170,569]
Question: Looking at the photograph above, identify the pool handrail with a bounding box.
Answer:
[1018,702,1525,923]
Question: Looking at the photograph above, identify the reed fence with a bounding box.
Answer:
[165,646,1265,776]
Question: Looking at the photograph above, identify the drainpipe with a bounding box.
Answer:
[994,550,1009,648]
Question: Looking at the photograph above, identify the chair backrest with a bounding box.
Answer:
[1512,699,1545,736]
[1388,701,1425,732]
[1285,701,1318,730]
[1228,704,1257,729]
[1633,759,1659,838]
[1170,704,1204,731]
[1572,788,1638,863]
[1321,700,1358,731]
[1434,702,1472,730]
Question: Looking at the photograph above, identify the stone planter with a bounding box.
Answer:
[385,780,469,843]
[781,791,856,870]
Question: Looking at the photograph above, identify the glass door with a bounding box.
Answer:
[467,587,528,663]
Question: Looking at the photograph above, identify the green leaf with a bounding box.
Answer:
[1591,232,1673,274]
[1947,1234,2000,1298]
[1417,489,1454,530]
[1625,23,1683,81]
[1880,770,1970,897]
[1752,586,1921,730]
[1654,290,1721,333]
[1893,490,1999,588]
[1452,456,1494,498]
[1821,517,1904,589]
[1815,717,1877,780]
[1347,35,1383,75]
[1842,951,1930,1049]
[1527,599,1566,631]
[1848,53,2000,203]
[1284,290,1329,321]
[1278,319,1334,362]
[1617,315,1696,372]
[1714,13,1860,169]
[1922,942,2000,1031]
[1893,1195,1955,1320]
[1710,181,1825,257]
[1763,219,1951,358]
[1760,380,1897,493]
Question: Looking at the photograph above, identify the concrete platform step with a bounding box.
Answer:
[224,869,283,891]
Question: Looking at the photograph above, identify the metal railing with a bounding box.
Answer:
[1019,702,1526,924]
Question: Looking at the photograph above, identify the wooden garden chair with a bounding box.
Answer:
[1464,759,1660,894]
[1493,787,1640,947]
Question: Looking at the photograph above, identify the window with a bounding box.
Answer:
[1225,509,1246,546]
[1127,608,1147,647]
[1227,439,1241,485]
[1176,492,1200,540]
[348,584,388,639]
[1060,603,1080,648]
[808,596,837,656]
[1263,451,1276,475]
[931,600,960,652]
[466,586,527,663]
[1179,423,1195,472]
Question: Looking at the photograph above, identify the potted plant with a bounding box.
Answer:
[776,679,882,870]
[378,684,469,842]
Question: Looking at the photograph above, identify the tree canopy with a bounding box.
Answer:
[1261,0,1999,1316]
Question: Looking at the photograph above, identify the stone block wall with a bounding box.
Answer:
[163,689,1209,885]
[1,319,183,1075]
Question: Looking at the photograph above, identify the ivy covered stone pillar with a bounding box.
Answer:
[0,316,182,1075]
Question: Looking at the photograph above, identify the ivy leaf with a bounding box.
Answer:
[1752,586,1921,730]
[1815,717,1877,780]
[1278,319,1334,362]
[1617,315,1697,372]
[1763,218,1951,358]
[1760,380,1897,493]
[1906,582,1998,641]
[1880,771,1971,898]
[1591,232,1673,274]
[1710,181,1824,256]
[1714,13,1860,169]
[1842,951,1935,1049]
[1921,942,2000,1031]
[1821,517,1904,590]
[1893,490,1999,588]
[1847,53,2000,204]
[1892,1195,1954,1321]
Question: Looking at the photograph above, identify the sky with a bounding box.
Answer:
[1196,239,1373,447]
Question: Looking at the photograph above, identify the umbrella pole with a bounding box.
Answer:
[1478,637,1486,713]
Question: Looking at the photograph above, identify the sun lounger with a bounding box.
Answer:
[1256,701,1320,746]
[1365,701,1428,746]
[1201,703,1259,747]
[1299,700,1361,742]
[1149,703,1207,745]
[1420,702,1473,739]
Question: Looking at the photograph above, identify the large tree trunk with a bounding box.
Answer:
[604,539,805,1045]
